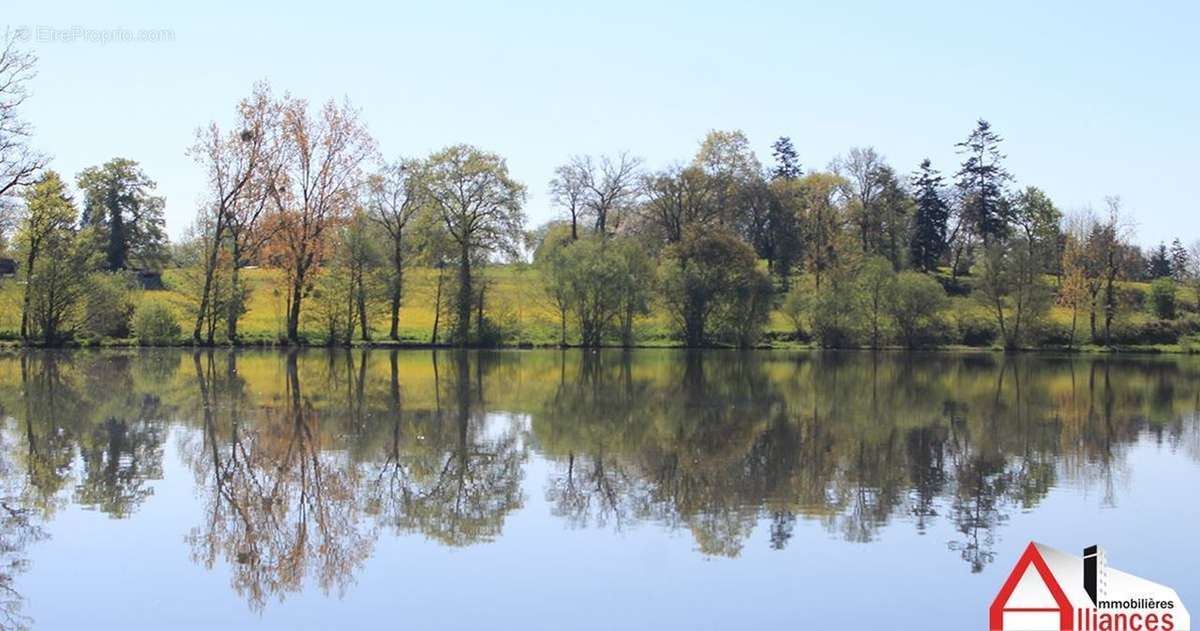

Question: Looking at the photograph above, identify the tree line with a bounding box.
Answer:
[3,32,1198,348]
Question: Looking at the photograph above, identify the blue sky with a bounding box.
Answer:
[7,0,1198,246]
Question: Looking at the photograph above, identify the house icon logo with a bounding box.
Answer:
[990,542,1190,630]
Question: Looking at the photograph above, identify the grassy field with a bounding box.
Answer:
[0,264,1196,350]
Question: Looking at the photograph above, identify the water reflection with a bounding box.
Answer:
[0,349,1197,621]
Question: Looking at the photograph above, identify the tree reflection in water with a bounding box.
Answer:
[0,349,1196,614]
[184,351,375,610]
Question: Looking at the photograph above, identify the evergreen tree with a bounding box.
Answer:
[909,159,949,272]
[770,136,802,181]
[1147,243,1172,279]
[955,119,1012,244]
[1169,238,1190,281]
[76,158,168,271]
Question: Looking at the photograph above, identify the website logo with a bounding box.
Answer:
[990,542,1190,630]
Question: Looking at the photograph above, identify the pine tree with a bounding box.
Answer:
[770,137,802,180]
[909,159,949,272]
[1169,238,1190,281]
[955,119,1012,245]
[1147,243,1172,279]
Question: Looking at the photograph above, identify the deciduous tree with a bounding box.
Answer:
[268,97,375,342]
[419,145,526,345]
[0,33,45,215]
[76,158,168,272]
[187,83,279,344]
[16,171,75,341]
[366,159,423,339]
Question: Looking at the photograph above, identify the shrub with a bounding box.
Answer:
[713,266,773,347]
[81,273,134,338]
[935,274,972,297]
[955,310,998,347]
[781,282,812,341]
[132,302,181,345]
[1109,319,1181,345]
[887,272,949,348]
[1118,285,1146,310]
[1034,320,1072,347]
[659,229,769,347]
[1150,278,1177,320]
[810,271,861,348]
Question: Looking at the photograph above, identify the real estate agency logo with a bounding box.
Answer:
[990,542,1190,630]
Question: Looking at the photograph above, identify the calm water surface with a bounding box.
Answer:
[0,349,1198,629]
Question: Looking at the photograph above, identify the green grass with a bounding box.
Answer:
[0,265,1197,351]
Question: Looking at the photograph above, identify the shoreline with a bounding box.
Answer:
[0,338,1194,355]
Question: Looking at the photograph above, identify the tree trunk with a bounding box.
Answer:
[389,240,402,340]
[287,274,304,343]
[1103,276,1116,346]
[193,242,221,345]
[20,245,37,341]
[357,269,370,341]
[431,266,444,344]
[454,247,472,346]
[1089,296,1098,342]
[226,240,241,344]
[1069,306,1078,350]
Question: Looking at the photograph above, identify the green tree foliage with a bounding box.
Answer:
[955,120,1012,245]
[873,166,913,269]
[642,164,717,244]
[366,158,424,340]
[1011,186,1063,275]
[886,271,949,348]
[810,267,861,348]
[337,208,384,341]
[536,230,657,347]
[310,264,354,344]
[26,236,94,344]
[834,147,909,264]
[17,171,77,340]
[781,281,811,341]
[909,159,949,272]
[80,273,134,339]
[659,229,770,347]
[610,237,654,346]
[693,129,762,231]
[797,172,849,291]
[1169,238,1190,282]
[858,257,896,348]
[770,137,802,181]
[131,302,181,345]
[1149,278,1176,320]
[420,144,526,346]
[1147,242,1171,279]
[76,158,168,272]
[762,176,804,286]
[532,222,575,345]
[975,238,1053,349]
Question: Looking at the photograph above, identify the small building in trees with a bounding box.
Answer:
[0,258,16,277]
[133,269,165,290]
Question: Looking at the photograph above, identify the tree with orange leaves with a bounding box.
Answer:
[268,97,375,343]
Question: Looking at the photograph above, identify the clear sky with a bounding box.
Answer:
[6,0,1198,246]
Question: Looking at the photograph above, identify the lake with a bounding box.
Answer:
[0,349,1197,629]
